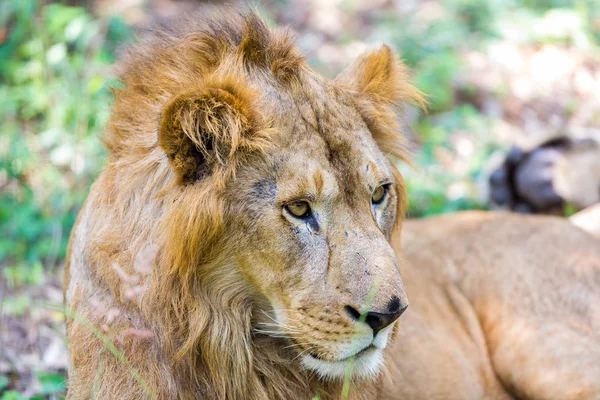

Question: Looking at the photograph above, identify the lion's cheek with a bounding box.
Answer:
[234,248,303,307]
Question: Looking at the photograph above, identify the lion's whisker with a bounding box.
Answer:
[283,342,313,350]
[293,346,317,362]
[256,322,301,332]
[253,329,297,339]
[260,309,303,326]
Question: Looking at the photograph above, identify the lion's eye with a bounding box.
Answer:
[372,185,388,205]
[285,201,311,218]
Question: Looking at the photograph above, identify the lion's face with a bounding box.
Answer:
[218,80,408,379]
[157,35,422,381]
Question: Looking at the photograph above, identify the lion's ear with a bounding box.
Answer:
[159,78,266,183]
[336,45,425,108]
[336,45,425,164]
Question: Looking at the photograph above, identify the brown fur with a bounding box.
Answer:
[65,9,600,400]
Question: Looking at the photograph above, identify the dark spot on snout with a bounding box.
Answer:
[387,295,401,313]
[344,231,349,237]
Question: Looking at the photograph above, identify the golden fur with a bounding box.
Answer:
[389,212,600,400]
[65,9,600,400]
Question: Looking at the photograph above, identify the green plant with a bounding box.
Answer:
[0,376,9,392]
[36,372,66,397]
[0,391,26,400]
[0,0,132,277]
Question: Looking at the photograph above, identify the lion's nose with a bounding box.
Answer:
[344,296,408,336]
[364,309,406,334]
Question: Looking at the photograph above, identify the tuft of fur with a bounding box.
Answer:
[105,9,303,159]
[158,75,270,184]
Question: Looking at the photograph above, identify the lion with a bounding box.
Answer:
[65,10,600,400]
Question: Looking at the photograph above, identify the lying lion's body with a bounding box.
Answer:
[65,10,599,400]
[392,212,600,399]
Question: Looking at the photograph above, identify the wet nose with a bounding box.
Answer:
[344,296,408,336]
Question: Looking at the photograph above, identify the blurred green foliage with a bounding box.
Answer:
[0,0,131,284]
[0,372,66,400]
[377,0,600,216]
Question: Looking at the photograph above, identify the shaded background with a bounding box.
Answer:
[1,0,600,398]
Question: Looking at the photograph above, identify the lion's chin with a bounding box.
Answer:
[300,346,384,380]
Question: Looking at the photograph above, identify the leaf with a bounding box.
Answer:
[0,391,26,400]
[2,294,30,316]
[0,375,9,391]
[36,372,66,395]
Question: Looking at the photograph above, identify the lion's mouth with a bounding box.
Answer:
[300,344,384,379]
[308,344,377,362]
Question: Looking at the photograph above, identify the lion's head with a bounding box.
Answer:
[151,12,424,379]
[68,10,424,399]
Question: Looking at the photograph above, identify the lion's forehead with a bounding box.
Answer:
[289,109,391,197]
[264,82,391,196]
[270,78,366,135]
[273,149,340,200]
